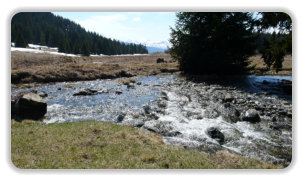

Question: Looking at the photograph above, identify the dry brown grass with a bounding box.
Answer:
[11,51,173,70]
[11,51,178,85]
[249,54,292,75]
[116,78,137,85]
[11,51,292,85]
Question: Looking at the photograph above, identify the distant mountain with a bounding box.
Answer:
[11,12,148,55]
[145,40,171,49]
[146,46,166,53]
[127,40,171,54]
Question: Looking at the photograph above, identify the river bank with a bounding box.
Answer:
[11,120,280,169]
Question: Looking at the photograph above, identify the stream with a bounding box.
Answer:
[11,75,292,166]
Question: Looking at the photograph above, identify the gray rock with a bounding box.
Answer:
[30,90,38,93]
[122,118,145,128]
[127,84,135,89]
[224,93,233,102]
[38,91,48,98]
[115,90,122,95]
[206,127,225,145]
[73,88,100,96]
[204,109,219,119]
[241,109,261,123]
[142,121,181,137]
[143,105,152,114]
[117,113,126,123]
[278,110,287,116]
[12,92,47,120]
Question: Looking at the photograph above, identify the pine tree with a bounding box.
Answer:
[257,12,292,72]
[40,31,46,45]
[81,42,90,56]
[261,33,286,72]
[169,12,256,75]
[14,31,27,48]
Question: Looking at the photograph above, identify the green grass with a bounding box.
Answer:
[11,120,281,169]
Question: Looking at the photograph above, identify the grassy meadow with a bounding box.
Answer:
[11,120,281,169]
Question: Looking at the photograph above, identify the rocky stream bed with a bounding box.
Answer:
[11,75,292,167]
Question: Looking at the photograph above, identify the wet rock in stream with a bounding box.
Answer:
[241,109,261,123]
[142,120,181,137]
[116,113,126,123]
[73,88,101,96]
[206,127,225,145]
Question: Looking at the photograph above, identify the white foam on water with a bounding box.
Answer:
[48,103,63,110]
[234,121,272,143]
[155,84,287,164]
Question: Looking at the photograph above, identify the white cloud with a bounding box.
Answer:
[75,14,131,39]
[132,17,141,22]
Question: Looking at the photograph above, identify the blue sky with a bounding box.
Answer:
[53,12,176,43]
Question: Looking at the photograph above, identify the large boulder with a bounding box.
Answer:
[12,92,47,120]
[206,127,225,145]
[241,109,261,123]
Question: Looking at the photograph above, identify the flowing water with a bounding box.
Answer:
[11,75,292,166]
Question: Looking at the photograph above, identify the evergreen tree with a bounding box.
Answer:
[40,31,46,45]
[261,32,286,72]
[58,39,71,53]
[169,12,256,75]
[14,31,27,48]
[73,42,81,55]
[256,12,292,72]
[81,42,90,56]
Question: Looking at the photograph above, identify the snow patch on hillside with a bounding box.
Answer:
[11,43,148,57]
[11,47,79,57]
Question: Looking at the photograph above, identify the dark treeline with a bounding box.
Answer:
[11,12,148,55]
